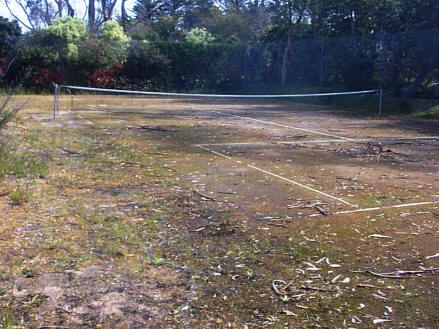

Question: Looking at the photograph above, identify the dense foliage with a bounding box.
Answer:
[0,0,438,99]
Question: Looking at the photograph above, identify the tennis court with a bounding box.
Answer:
[60,91,439,219]
[12,90,433,327]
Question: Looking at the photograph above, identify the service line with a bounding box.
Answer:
[211,111,354,141]
[333,201,439,215]
[303,201,439,217]
[196,144,356,207]
[197,136,439,147]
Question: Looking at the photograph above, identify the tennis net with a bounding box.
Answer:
[54,84,379,119]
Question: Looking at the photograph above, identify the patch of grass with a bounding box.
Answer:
[10,185,32,204]
[0,310,15,329]
[359,194,396,207]
[0,142,49,179]
[414,105,439,118]
[28,159,49,178]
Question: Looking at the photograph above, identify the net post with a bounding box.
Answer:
[378,87,383,116]
[53,83,58,120]
[378,32,385,116]
[65,87,73,110]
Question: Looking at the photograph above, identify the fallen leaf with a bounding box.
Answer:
[281,309,298,316]
[373,318,391,324]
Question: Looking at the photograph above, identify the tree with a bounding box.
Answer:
[44,17,87,62]
[0,17,21,58]
[1,0,75,30]
[266,0,309,85]
[185,27,214,45]
[100,21,130,61]
[88,0,118,33]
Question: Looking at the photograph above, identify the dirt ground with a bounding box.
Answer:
[1,95,438,328]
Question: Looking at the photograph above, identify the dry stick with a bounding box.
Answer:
[272,280,286,295]
[267,222,289,228]
[273,280,344,295]
[300,285,343,293]
[61,147,82,155]
[365,267,439,279]
[192,190,216,201]
[357,283,379,289]
[140,125,177,132]
[314,204,328,216]
[279,279,296,294]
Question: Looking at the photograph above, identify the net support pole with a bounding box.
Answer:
[378,33,385,116]
[53,83,58,120]
[378,85,383,116]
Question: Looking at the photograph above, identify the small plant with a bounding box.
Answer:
[0,311,15,329]
[150,257,165,266]
[280,294,291,302]
[29,159,49,178]
[10,185,31,204]
[246,269,254,278]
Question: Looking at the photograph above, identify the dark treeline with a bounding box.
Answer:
[0,0,438,99]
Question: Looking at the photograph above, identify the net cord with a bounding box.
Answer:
[60,85,378,98]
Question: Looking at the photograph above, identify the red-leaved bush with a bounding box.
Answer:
[33,68,64,86]
[89,64,123,88]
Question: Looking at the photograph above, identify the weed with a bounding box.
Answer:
[21,266,37,278]
[0,185,11,196]
[0,142,49,179]
[150,257,165,266]
[414,105,439,118]
[10,186,32,204]
[0,311,15,329]
[28,159,49,178]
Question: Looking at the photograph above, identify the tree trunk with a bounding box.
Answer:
[404,69,429,99]
[121,0,127,31]
[88,0,96,33]
[65,0,75,16]
[281,37,292,86]
[55,0,63,17]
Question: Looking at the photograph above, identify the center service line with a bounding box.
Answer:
[196,144,357,207]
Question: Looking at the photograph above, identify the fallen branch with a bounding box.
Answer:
[300,285,342,293]
[272,280,343,295]
[61,147,82,155]
[357,283,379,289]
[140,125,177,132]
[272,280,286,295]
[364,267,439,279]
[336,176,358,181]
[192,190,216,201]
[314,204,328,216]
[267,223,288,228]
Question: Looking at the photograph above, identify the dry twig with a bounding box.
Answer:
[192,190,216,201]
[364,267,439,279]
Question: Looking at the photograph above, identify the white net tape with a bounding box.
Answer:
[60,85,377,98]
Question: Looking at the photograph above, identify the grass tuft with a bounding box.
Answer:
[10,185,32,204]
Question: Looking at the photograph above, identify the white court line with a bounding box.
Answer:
[196,144,356,207]
[212,111,355,141]
[211,111,439,143]
[197,136,439,147]
[68,109,95,126]
[332,201,439,215]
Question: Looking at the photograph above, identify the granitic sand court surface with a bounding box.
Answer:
[1,94,438,328]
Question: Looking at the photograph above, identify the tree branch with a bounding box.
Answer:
[2,0,34,30]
